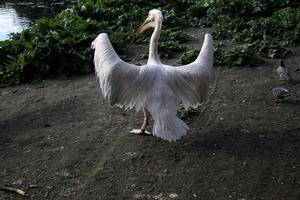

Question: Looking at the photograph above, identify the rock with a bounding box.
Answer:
[12,179,25,185]
[169,193,178,198]
[29,184,38,188]
[241,129,250,134]
[133,193,146,199]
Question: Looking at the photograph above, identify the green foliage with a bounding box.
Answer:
[208,0,298,66]
[182,41,290,67]
[0,0,299,85]
[218,43,262,67]
[0,0,207,85]
[259,42,290,58]
[177,104,194,119]
[208,0,300,43]
[180,48,199,64]
[0,10,114,84]
[228,7,300,44]
[214,41,290,67]
[138,28,187,59]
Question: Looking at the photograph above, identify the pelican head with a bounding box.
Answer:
[136,9,163,35]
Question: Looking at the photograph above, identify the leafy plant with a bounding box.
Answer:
[208,0,299,67]
[180,48,199,64]
[177,104,195,119]
[0,10,114,84]
[0,0,208,85]
[0,0,299,85]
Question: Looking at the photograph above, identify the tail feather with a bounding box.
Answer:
[152,115,189,142]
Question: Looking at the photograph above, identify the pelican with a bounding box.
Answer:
[91,9,214,141]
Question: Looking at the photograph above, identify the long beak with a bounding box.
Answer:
[136,19,151,36]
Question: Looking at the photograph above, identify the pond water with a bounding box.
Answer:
[0,1,71,41]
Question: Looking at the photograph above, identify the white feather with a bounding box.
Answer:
[92,32,213,141]
[165,34,214,109]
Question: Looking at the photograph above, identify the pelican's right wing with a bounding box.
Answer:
[165,34,214,108]
[92,33,155,110]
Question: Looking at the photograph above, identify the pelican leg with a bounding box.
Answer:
[130,109,152,135]
[140,109,150,133]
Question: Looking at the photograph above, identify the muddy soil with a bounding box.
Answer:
[0,29,300,200]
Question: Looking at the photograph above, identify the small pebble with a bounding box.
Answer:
[133,193,146,199]
[241,129,250,134]
[169,193,178,198]
[29,184,38,188]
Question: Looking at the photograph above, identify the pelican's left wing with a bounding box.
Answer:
[92,33,155,110]
[165,33,214,108]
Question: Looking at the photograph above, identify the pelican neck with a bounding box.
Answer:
[147,22,162,65]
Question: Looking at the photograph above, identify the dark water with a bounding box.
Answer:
[0,0,71,41]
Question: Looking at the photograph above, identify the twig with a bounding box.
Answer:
[44,186,53,199]
[0,186,28,197]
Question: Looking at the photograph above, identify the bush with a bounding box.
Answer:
[0,0,299,85]
[0,0,207,85]
[0,10,114,84]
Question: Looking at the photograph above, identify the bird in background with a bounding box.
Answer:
[91,9,214,141]
[276,59,292,81]
[263,29,272,44]
[272,87,290,101]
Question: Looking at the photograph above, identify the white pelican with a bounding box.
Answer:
[92,9,214,141]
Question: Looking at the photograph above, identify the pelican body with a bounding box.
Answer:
[92,9,214,141]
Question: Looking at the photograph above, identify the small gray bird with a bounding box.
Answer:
[276,60,291,81]
[263,30,272,44]
[272,87,290,100]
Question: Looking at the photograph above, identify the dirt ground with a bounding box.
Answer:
[0,29,300,200]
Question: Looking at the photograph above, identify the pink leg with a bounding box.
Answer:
[130,109,152,135]
[140,109,150,133]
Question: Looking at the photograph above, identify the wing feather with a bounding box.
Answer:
[92,33,155,110]
[165,33,214,108]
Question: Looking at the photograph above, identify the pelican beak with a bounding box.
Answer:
[136,18,152,36]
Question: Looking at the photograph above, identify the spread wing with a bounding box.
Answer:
[92,33,155,110]
[165,33,214,108]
